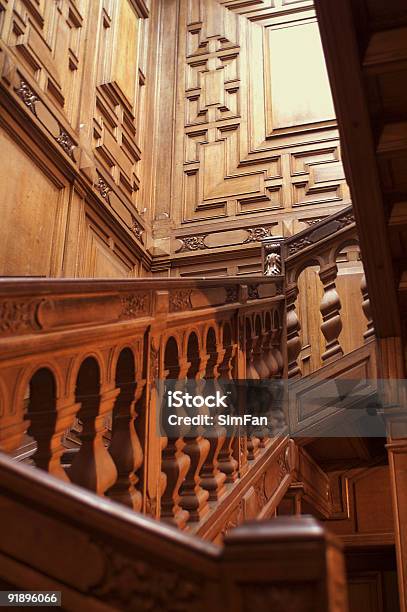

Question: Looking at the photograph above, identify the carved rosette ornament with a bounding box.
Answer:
[248,284,260,300]
[0,299,42,335]
[119,294,148,319]
[225,285,238,303]
[130,217,144,243]
[288,236,313,256]
[55,129,75,159]
[178,235,207,252]
[15,80,39,115]
[336,211,355,228]
[91,546,201,611]
[95,176,111,200]
[244,226,273,243]
[169,290,192,312]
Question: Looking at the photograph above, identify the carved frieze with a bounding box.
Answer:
[169,290,192,313]
[91,545,201,612]
[0,299,42,335]
[119,294,149,319]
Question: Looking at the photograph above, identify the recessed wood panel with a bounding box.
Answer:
[0,129,63,276]
[266,21,335,131]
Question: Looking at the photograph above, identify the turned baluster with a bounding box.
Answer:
[246,328,260,381]
[68,358,119,495]
[245,320,261,460]
[161,345,190,529]
[107,364,145,511]
[217,340,239,482]
[360,274,375,341]
[179,339,210,522]
[319,263,343,362]
[263,318,280,379]
[27,368,79,481]
[253,317,270,379]
[200,333,227,501]
[270,309,284,378]
[286,283,302,379]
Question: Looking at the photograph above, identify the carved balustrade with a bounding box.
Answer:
[0,276,290,539]
[0,453,349,611]
[263,206,375,379]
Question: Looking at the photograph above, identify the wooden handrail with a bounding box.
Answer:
[0,452,348,611]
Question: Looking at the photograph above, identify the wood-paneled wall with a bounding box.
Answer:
[164,0,352,275]
[0,0,351,278]
[0,0,156,277]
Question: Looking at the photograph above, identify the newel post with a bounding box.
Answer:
[222,516,348,612]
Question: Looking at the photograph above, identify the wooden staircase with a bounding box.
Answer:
[0,209,389,610]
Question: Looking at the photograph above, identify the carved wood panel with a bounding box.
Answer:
[168,0,351,268]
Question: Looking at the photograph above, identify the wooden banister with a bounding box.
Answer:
[263,206,376,379]
[0,453,348,611]
[0,275,291,538]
